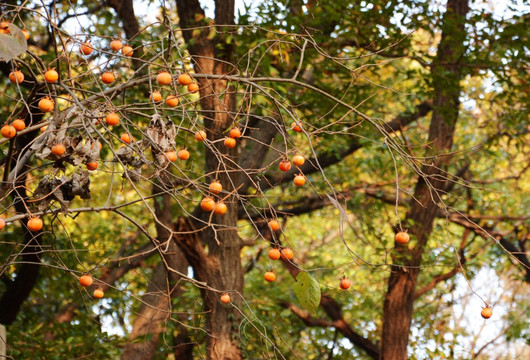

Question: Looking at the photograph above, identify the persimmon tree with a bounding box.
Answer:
[0,1,529,359]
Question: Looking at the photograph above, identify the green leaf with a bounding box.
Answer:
[293,271,321,314]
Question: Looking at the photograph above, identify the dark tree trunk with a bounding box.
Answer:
[174,1,242,359]
[380,0,470,359]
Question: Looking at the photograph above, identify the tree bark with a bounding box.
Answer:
[380,1,470,359]
[174,1,242,359]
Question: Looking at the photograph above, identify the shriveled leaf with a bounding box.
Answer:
[293,271,321,314]
[0,23,27,61]
[71,172,91,199]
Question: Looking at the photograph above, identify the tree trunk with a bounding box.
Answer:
[380,0,470,359]
[174,1,242,359]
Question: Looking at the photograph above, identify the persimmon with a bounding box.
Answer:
[224,137,236,149]
[44,68,59,83]
[101,71,115,84]
[209,181,222,194]
[12,119,26,131]
[264,271,276,282]
[165,151,177,162]
[150,91,162,102]
[395,231,410,245]
[339,278,351,290]
[27,217,43,232]
[40,125,48,133]
[214,202,227,215]
[0,22,9,34]
[22,29,30,40]
[51,143,65,156]
[38,97,54,113]
[220,293,231,304]
[93,288,104,299]
[9,70,24,84]
[293,175,306,187]
[106,112,120,126]
[0,218,5,230]
[229,127,241,139]
[110,39,123,51]
[178,73,192,86]
[293,155,305,166]
[80,42,93,55]
[268,248,281,260]
[177,149,190,160]
[280,248,294,261]
[120,133,133,144]
[86,162,98,171]
[481,306,492,319]
[157,71,172,85]
[195,130,207,142]
[165,95,179,107]
[79,274,93,287]
[188,83,199,93]
[1,125,16,139]
[279,160,291,172]
[268,219,280,231]
[291,122,302,132]
[200,197,216,212]
[122,45,133,57]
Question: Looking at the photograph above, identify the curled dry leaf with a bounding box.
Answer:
[0,23,28,62]
[33,174,90,211]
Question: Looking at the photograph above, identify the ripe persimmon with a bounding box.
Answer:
[38,97,54,113]
[150,91,162,102]
[395,231,410,245]
[268,219,280,231]
[86,162,98,171]
[93,288,104,299]
[122,45,133,57]
[279,160,291,172]
[339,278,351,290]
[120,133,133,144]
[12,119,25,131]
[293,175,306,187]
[177,149,190,160]
[209,181,222,194]
[1,125,16,139]
[229,128,241,139]
[0,218,5,230]
[157,71,172,85]
[51,143,65,156]
[291,122,302,132]
[79,274,93,287]
[110,39,123,51]
[0,21,9,34]
[22,29,29,40]
[178,73,192,86]
[106,112,120,126]
[80,42,93,55]
[220,293,231,304]
[195,130,207,142]
[9,70,24,84]
[200,197,216,212]
[165,151,177,162]
[214,202,227,215]
[165,95,179,107]
[293,155,305,166]
[481,306,492,319]
[44,68,59,83]
[264,271,276,282]
[280,248,294,261]
[188,83,199,93]
[224,137,236,149]
[27,217,43,232]
[101,71,115,84]
[268,248,281,260]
